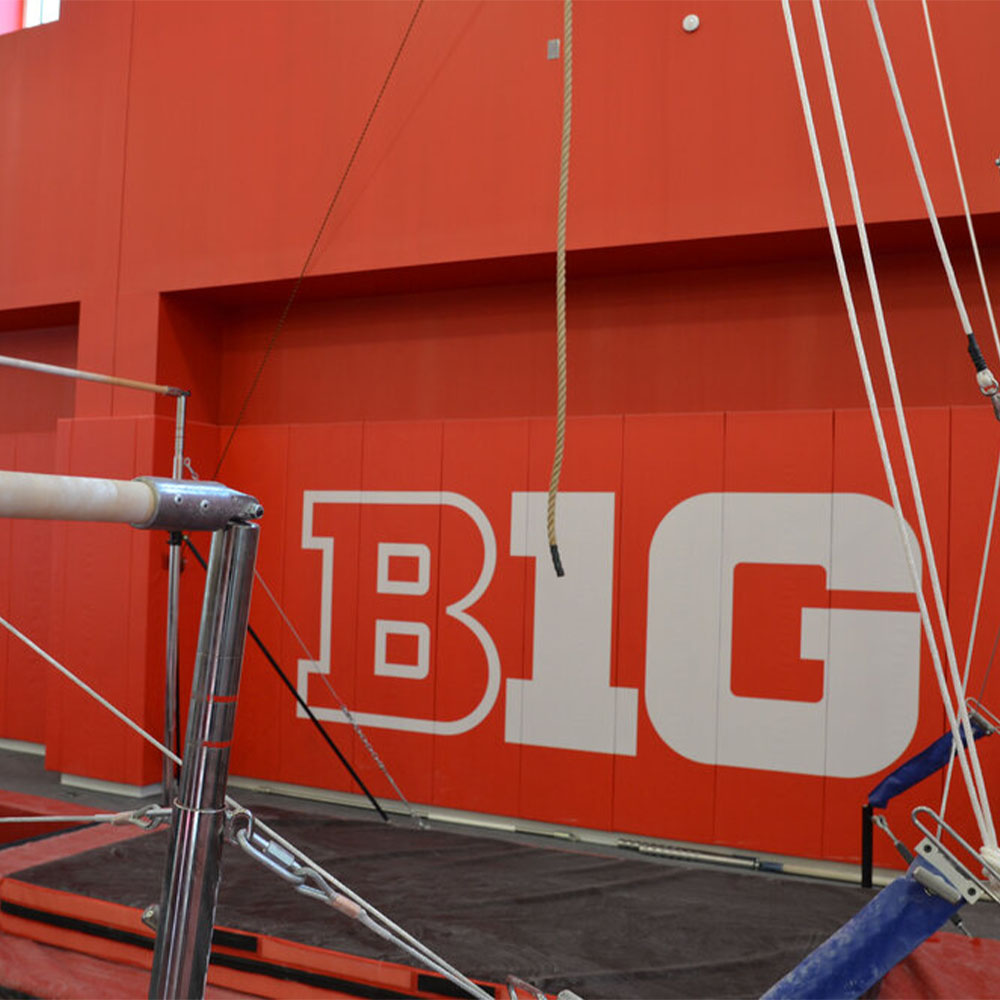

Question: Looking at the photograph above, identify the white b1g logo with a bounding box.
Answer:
[300,490,921,778]
[646,493,920,777]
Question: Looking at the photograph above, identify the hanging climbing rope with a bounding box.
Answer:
[547,0,572,577]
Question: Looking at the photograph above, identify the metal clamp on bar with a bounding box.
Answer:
[113,804,172,830]
[911,805,998,903]
[131,478,263,532]
[967,697,1000,735]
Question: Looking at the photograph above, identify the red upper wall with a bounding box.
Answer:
[117,0,1000,289]
[2,0,999,421]
[3,1,1000,308]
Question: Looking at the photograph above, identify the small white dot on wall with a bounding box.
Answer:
[682,13,700,33]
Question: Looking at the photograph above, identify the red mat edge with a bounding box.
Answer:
[0,874,506,999]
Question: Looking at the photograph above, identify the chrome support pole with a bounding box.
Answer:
[149,521,259,1000]
[163,393,187,804]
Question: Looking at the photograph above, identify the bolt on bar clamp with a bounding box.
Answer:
[131,478,263,532]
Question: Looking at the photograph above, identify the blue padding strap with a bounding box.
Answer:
[868,718,989,809]
[762,860,964,1000]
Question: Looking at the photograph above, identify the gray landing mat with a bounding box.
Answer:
[8,809,1000,999]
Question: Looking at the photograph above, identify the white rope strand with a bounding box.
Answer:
[780,0,973,831]
[940,448,1000,826]
[918,0,1000,828]
[782,0,993,846]
[866,0,970,334]
[0,812,132,825]
[920,0,1000,361]
[863,0,997,845]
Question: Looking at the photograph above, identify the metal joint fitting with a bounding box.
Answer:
[131,478,263,531]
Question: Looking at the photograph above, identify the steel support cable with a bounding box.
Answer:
[240,811,493,1000]
[547,0,572,577]
[920,0,1000,684]
[214,0,425,480]
[0,613,487,1000]
[919,0,1000,362]
[816,0,995,848]
[917,0,1000,826]
[780,0,993,848]
[249,559,421,824]
[182,536,389,823]
[864,0,997,846]
[866,0,1000,415]
[184,462,417,822]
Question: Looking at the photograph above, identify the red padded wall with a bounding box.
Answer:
[2,1,1000,863]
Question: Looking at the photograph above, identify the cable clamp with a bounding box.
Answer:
[229,811,304,887]
[974,369,1000,421]
[227,807,363,918]
[911,805,997,903]
[967,697,1000,735]
[112,804,171,830]
[977,368,999,396]
[872,813,893,839]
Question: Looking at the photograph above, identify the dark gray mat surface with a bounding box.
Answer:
[7,808,1000,999]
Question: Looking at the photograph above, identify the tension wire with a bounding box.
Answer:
[215,0,425,479]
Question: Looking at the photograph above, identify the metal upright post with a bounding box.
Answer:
[149,520,259,1000]
[163,392,188,803]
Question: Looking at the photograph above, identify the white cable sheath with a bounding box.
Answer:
[918,0,1000,827]
[0,471,155,525]
[866,0,971,334]
[919,0,1000,361]
[781,0,993,846]
[861,0,997,845]
[940,450,1000,827]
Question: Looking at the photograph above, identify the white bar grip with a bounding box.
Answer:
[0,472,263,530]
[0,471,155,524]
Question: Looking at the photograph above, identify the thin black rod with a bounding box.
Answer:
[183,536,388,822]
[861,804,873,889]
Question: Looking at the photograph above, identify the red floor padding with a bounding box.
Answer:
[877,931,1000,999]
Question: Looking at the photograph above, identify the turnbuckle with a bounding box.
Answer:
[225,807,362,917]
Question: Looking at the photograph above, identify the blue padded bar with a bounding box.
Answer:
[868,718,988,809]
[762,860,964,1000]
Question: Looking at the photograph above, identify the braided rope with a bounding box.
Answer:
[546,0,572,578]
